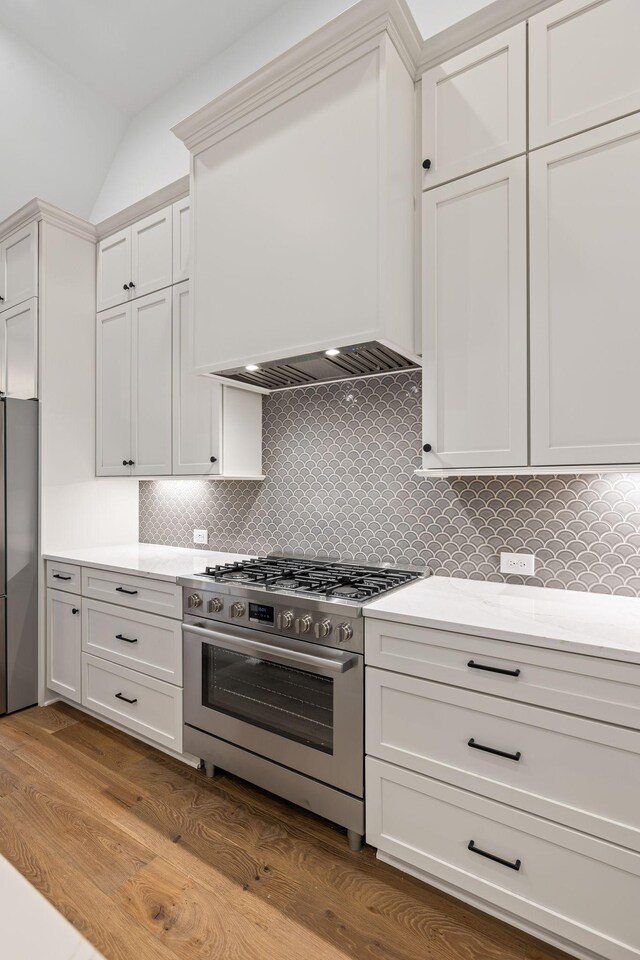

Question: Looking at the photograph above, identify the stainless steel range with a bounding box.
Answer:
[179,556,425,850]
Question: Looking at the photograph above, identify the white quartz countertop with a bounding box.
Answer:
[364,576,640,664]
[42,543,254,583]
[0,853,103,959]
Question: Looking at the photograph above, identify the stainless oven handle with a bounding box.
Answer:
[183,622,356,674]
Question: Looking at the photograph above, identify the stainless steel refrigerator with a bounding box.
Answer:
[0,397,38,715]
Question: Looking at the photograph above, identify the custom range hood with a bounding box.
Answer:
[218,342,420,391]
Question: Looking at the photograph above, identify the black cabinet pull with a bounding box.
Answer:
[468,840,521,871]
[467,659,520,678]
[116,587,138,596]
[128,460,135,466]
[53,574,72,581]
[423,443,432,453]
[123,283,130,291]
[422,159,432,170]
[115,692,138,704]
[210,456,217,463]
[122,460,129,467]
[71,608,79,615]
[116,633,138,644]
[0,296,4,301]
[468,738,521,762]
[129,281,135,288]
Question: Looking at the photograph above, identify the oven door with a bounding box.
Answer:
[183,619,363,797]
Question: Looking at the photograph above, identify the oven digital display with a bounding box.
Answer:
[249,603,275,624]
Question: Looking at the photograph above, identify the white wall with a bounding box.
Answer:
[0,25,126,222]
[90,0,495,222]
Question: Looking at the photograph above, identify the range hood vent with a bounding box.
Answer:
[221,342,420,391]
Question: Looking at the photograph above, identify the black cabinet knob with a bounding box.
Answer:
[71,608,79,615]
[210,456,218,464]
[422,159,432,170]
[122,460,128,466]
[128,460,134,466]
[129,281,135,289]
[423,443,432,453]
[123,283,129,291]
[0,295,4,301]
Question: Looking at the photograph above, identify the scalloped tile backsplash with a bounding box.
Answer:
[139,370,640,596]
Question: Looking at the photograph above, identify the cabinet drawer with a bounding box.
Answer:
[367,758,640,960]
[81,567,182,619]
[365,619,640,730]
[81,654,182,752]
[82,599,182,685]
[46,561,82,594]
[367,668,640,851]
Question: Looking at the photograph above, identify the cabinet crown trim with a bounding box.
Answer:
[0,198,96,244]
[95,176,189,241]
[172,0,423,153]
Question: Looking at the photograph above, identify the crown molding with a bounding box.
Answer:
[95,175,189,240]
[172,0,422,153]
[417,0,562,74]
[0,199,96,243]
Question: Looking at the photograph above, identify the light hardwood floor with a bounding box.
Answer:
[0,704,570,960]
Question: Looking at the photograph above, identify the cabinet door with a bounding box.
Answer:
[0,222,38,312]
[96,304,132,476]
[131,205,173,299]
[529,0,640,149]
[47,589,82,703]
[0,298,38,398]
[172,198,190,283]
[530,114,640,466]
[421,24,526,189]
[222,385,263,477]
[422,158,527,470]
[131,290,172,475]
[172,282,221,475]
[97,227,132,312]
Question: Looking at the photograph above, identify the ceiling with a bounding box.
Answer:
[0,0,497,118]
[0,0,290,115]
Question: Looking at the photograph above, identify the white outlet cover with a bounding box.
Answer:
[500,551,535,576]
[193,529,208,545]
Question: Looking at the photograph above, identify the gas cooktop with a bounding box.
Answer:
[195,556,424,603]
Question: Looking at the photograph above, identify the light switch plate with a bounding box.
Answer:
[193,529,208,545]
[500,551,535,576]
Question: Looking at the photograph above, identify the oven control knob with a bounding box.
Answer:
[230,602,246,618]
[277,610,294,630]
[208,597,223,614]
[314,618,333,640]
[295,614,312,635]
[187,593,202,609]
[335,622,354,644]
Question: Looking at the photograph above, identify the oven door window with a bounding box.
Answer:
[202,644,334,754]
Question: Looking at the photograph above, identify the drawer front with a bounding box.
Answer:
[82,599,182,685]
[365,619,640,729]
[367,668,640,851]
[46,561,82,594]
[367,758,640,960]
[81,654,182,752]
[81,567,182,619]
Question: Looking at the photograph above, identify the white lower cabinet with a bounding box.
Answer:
[82,654,182,753]
[46,590,82,703]
[367,758,640,960]
[365,617,640,960]
[46,562,184,756]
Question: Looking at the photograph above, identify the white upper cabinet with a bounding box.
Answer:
[530,114,640,466]
[172,281,221,475]
[0,222,38,313]
[172,198,190,283]
[178,32,415,376]
[421,24,526,189]
[131,289,172,476]
[96,303,132,475]
[0,298,38,399]
[221,385,263,478]
[529,0,640,148]
[131,206,173,300]
[96,228,132,312]
[96,204,174,312]
[422,158,527,470]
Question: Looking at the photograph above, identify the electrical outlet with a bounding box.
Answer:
[500,552,535,576]
[193,529,208,545]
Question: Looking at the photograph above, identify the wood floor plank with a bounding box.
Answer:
[0,706,572,960]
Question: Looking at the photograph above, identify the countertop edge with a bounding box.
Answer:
[42,554,182,583]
